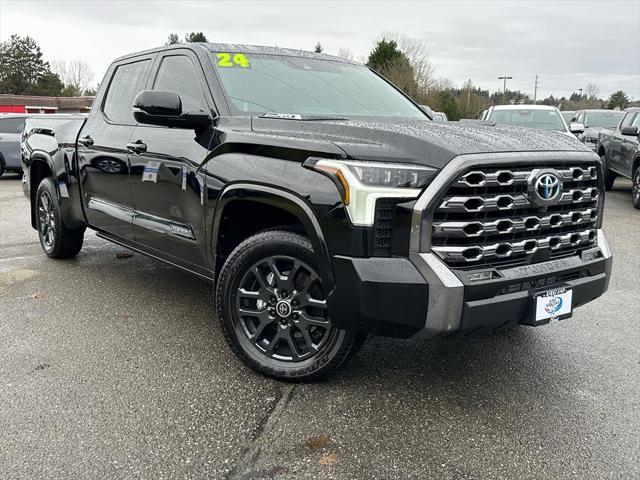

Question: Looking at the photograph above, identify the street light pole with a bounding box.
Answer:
[498,75,513,104]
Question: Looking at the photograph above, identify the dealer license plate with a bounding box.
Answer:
[533,286,573,323]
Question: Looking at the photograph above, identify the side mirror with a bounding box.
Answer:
[621,125,639,136]
[133,90,212,129]
[569,122,585,134]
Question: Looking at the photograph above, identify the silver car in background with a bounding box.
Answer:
[0,114,27,177]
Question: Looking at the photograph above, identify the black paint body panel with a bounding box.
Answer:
[20,43,608,338]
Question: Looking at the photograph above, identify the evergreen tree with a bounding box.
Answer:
[184,32,208,43]
[314,42,323,53]
[608,90,629,109]
[0,34,63,95]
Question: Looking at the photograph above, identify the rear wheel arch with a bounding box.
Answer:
[212,184,334,290]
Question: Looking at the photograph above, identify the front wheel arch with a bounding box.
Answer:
[211,184,335,291]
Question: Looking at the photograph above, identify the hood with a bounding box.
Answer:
[583,126,615,138]
[251,117,591,168]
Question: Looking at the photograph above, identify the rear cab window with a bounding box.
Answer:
[102,59,152,124]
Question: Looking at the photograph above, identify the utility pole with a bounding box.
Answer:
[466,78,472,112]
[533,75,539,104]
[498,75,512,104]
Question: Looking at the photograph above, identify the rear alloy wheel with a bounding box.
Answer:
[633,166,640,209]
[216,230,364,381]
[35,178,85,258]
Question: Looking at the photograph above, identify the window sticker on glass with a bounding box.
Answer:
[216,53,250,68]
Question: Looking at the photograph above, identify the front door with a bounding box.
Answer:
[128,52,216,274]
[78,56,153,240]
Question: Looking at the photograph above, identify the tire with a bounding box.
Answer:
[632,166,640,210]
[601,155,616,191]
[35,178,85,258]
[216,230,365,381]
[0,159,4,177]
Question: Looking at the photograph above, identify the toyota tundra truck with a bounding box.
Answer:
[597,107,640,208]
[21,43,612,380]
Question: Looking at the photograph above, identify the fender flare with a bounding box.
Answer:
[26,153,57,228]
[211,183,335,290]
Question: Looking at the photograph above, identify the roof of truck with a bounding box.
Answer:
[113,42,360,66]
[490,104,559,111]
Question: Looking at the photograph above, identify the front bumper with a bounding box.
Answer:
[326,229,612,339]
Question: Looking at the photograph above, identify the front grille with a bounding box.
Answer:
[373,199,395,257]
[430,163,600,270]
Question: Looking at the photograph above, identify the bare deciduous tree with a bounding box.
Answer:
[381,32,436,93]
[52,60,94,96]
[585,83,599,99]
[338,48,354,61]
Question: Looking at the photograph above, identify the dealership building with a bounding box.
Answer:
[0,94,93,114]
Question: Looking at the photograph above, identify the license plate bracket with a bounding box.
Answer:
[524,284,573,326]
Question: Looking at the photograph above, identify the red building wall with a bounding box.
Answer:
[0,105,26,113]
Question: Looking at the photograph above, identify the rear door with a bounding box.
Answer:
[620,113,640,175]
[610,112,636,173]
[128,50,216,273]
[77,56,154,239]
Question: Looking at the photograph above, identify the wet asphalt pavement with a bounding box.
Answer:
[0,175,638,479]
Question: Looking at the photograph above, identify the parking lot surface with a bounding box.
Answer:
[1,174,638,479]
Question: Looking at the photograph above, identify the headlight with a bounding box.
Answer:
[304,158,437,226]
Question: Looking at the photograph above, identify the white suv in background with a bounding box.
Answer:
[485,104,584,138]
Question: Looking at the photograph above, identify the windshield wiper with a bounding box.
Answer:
[259,113,348,121]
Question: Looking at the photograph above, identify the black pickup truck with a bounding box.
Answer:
[597,107,640,208]
[21,43,612,380]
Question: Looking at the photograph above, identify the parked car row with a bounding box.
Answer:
[465,105,638,209]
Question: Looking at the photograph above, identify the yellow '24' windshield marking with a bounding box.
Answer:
[216,53,250,68]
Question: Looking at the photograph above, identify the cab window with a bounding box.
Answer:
[152,55,207,113]
[103,59,151,125]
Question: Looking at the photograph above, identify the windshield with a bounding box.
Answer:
[488,108,566,131]
[561,111,574,122]
[211,52,426,119]
[583,111,624,128]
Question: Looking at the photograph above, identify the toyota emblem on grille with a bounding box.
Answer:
[528,169,563,206]
[536,174,560,200]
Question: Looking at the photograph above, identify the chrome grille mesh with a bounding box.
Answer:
[430,163,600,269]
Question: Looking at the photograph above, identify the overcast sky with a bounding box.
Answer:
[1,0,639,100]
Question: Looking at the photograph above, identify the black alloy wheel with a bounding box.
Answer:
[35,178,85,258]
[216,230,364,381]
[37,189,56,250]
[234,255,334,362]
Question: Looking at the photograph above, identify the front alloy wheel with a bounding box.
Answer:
[235,255,333,362]
[216,230,364,381]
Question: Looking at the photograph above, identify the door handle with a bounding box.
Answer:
[78,135,94,146]
[127,140,147,154]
